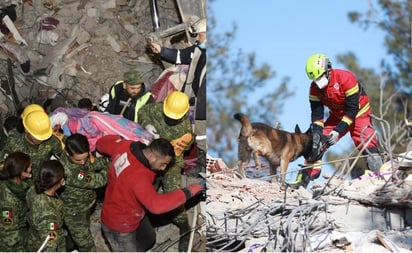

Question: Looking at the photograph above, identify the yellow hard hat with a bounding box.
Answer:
[163,91,189,120]
[22,110,52,141]
[21,104,44,119]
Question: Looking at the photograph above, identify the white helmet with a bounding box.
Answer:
[189,18,206,34]
[98,93,109,112]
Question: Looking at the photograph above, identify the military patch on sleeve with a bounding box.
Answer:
[48,231,58,241]
[2,210,13,218]
[85,175,92,183]
[47,222,57,231]
[2,217,13,226]
[77,171,85,181]
[1,209,13,226]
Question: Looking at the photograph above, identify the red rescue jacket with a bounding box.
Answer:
[96,135,186,233]
[309,69,371,133]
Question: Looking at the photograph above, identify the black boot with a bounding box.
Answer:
[178,221,191,252]
[366,154,383,174]
[186,148,206,178]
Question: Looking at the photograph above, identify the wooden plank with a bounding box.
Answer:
[376,231,400,252]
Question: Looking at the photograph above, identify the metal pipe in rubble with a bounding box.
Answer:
[149,0,160,31]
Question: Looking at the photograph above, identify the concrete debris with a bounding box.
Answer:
[36,30,59,45]
[205,162,412,252]
[0,0,204,114]
[2,14,27,46]
[0,1,206,251]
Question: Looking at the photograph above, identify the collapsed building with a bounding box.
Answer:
[3,1,412,253]
[205,157,412,252]
[0,0,205,115]
[0,0,207,252]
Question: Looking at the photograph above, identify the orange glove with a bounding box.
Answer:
[52,131,65,149]
[170,133,193,156]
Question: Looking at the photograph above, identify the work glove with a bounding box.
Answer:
[170,133,193,156]
[312,131,322,154]
[307,126,323,162]
[184,183,205,200]
[50,112,68,129]
[327,130,340,146]
[145,124,159,139]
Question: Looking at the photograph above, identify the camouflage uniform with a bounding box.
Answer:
[59,153,108,252]
[26,186,65,252]
[0,179,32,251]
[138,102,193,225]
[0,130,62,181]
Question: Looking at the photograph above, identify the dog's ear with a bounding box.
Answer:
[305,125,312,134]
[294,124,302,134]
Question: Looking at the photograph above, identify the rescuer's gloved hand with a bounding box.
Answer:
[145,124,159,139]
[327,130,340,146]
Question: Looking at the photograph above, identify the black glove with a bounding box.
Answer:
[307,124,324,162]
[183,183,205,201]
[312,132,321,153]
[311,124,322,151]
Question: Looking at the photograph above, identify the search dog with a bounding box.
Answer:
[234,112,315,188]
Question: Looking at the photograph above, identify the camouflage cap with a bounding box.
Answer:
[123,70,144,85]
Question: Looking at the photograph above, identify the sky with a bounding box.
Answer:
[210,0,387,181]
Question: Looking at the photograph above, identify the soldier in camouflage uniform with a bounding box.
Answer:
[106,70,154,123]
[138,91,194,252]
[26,160,66,252]
[0,110,62,181]
[0,115,25,151]
[58,133,108,252]
[0,152,32,251]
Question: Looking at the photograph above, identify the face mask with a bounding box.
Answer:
[314,75,329,89]
[198,39,206,49]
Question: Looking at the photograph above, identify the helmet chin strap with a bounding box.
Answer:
[326,68,331,79]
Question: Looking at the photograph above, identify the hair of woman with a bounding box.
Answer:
[34,160,65,194]
[65,133,90,156]
[0,152,31,180]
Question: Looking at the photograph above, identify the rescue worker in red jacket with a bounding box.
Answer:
[289,53,383,188]
[96,135,204,252]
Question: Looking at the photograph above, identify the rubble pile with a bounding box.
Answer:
[0,0,202,114]
[0,1,206,251]
[205,162,412,252]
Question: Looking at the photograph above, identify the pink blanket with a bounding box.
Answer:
[52,108,153,150]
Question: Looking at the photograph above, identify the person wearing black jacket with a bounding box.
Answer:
[149,17,207,179]
[106,70,154,123]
